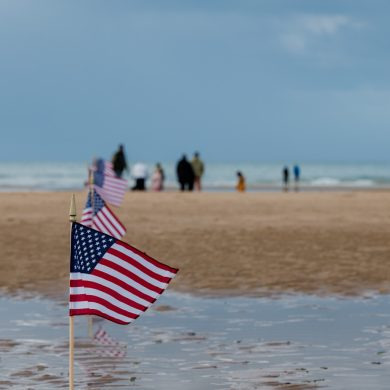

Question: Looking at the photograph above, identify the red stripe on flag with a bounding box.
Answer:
[95,212,120,238]
[99,209,122,238]
[104,204,126,231]
[69,308,129,325]
[99,258,163,294]
[92,269,156,303]
[70,279,147,311]
[107,247,171,283]
[70,294,139,319]
[116,241,178,274]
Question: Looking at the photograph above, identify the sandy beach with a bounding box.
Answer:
[1,190,390,299]
[2,190,390,390]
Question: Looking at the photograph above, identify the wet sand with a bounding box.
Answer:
[1,191,390,298]
[2,293,390,389]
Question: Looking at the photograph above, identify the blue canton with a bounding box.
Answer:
[71,222,116,273]
[86,190,105,214]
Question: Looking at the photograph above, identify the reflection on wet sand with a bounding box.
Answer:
[1,292,390,389]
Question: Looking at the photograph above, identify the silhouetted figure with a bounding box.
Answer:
[293,164,301,191]
[176,155,195,191]
[191,152,205,191]
[111,144,128,178]
[151,163,165,191]
[236,171,246,192]
[131,162,148,191]
[283,166,289,191]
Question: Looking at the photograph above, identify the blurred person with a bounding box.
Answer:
[236,171,246,192]
[176,155,195,191]
[111,144,128,178]
[293,164,301,191]
[131,162,148,191]
[283,166,289,192]
[151,163,165,191]
[191,152,205,191]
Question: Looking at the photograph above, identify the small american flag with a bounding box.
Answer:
[80,189,126,239]
[93,158,128,206]
[70,223,178,325]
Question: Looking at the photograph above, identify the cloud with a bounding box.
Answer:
[301,15,350,35]
[280,34,306,54]
[280,14,358,54]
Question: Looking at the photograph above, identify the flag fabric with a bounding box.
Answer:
[69,222,178,325]
[80,189,126,240]
[93,158,128,207]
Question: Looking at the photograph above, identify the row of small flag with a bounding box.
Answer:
[80,158,127,239]
[70,158,178,325]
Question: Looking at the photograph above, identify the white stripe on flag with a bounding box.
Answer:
[103,252,168,289]
[112,243,176,278]
[80,207,93,226]
[101,207,125,236]
[70,273,150,307]
[70,286,142,316]
[95,263,160,299]
[69,301,133,323]
[96,209,122,238]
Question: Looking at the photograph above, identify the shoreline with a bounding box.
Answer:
[2,184,390,193]
[0,279,388,304]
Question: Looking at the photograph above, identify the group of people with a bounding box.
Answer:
[282,165,301,191]
[235,165,301,192]
[176,153,205,191]
[111,145,205,192]
[112,145,301,192]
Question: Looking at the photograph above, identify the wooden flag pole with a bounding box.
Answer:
[69,194,77,390]
[88,170,94,338]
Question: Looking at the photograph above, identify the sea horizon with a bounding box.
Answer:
[0,161,390,192]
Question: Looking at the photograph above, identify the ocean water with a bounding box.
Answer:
[0,162,389,191]
[2,292,390,389]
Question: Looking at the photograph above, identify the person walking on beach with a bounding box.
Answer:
[283,166,289,192]
[191,152,205,191]
[111,144,128,178]
[176,155,195,191]
[131,162,148,191]
[151,163,165,191]
[236,171,246,192]
[293,164,301,191]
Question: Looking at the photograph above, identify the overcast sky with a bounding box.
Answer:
[0,0,389,163]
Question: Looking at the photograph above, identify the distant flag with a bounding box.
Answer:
[80,189,126,240]
[93,158,127,207]
[78,326,127,378]
[69,223,178,325]
[94,326,127,358]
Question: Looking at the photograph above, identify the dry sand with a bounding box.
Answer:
[1,190,390,299]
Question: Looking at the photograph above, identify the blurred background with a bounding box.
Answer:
[0,0,389,191]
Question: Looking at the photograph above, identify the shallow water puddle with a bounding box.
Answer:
[1,293,390,389]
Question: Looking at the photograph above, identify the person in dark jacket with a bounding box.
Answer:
[282,166,289,192]
[176,155,195,191]
[111,144,128,178]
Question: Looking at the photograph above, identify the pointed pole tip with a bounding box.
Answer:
[69,193,77,222]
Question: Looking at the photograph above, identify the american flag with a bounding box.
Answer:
[80,189,126,239]
[69,223,178,325]
[93,158,128,206]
